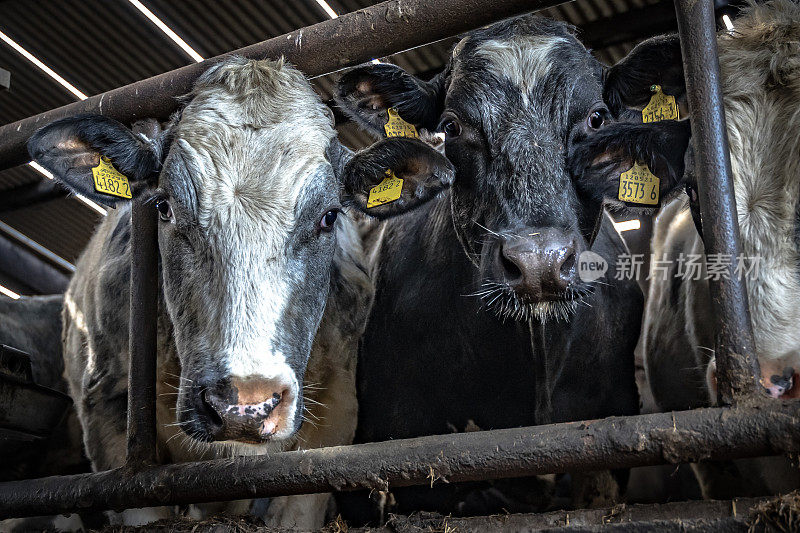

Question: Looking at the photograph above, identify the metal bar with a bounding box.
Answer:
[2,402,799,518]
[0,221,75,273]
[0,179,64,214]
[0,233,70,294]
[125,199,159,466]
[0,0,567,172]
[674,0,760,403]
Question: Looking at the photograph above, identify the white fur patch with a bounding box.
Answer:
[164,60,333,431]
[475,36,567,102]
[718,3,800,364]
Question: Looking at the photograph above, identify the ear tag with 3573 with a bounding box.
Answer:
[618,162,660,206]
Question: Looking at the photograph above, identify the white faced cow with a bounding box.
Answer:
[28,57,453,527]
[569,0,800,497]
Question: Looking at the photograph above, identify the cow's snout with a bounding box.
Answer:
[194,376,296,443]
[496,228,582,300]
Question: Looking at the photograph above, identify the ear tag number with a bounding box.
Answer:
[384,108,418,138]
[642,85,679,123]
[92,156,132,199]
[618,162,660,205]
[367,169,404,208]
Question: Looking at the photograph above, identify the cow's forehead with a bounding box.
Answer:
[164,58,336,235]
[472,35,569,99]
[448,22,601,134]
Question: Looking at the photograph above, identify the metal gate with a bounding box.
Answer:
[0,0,797,525]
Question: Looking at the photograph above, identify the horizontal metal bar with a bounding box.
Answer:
[0,221,75,273]
[0,179,64,214]
[0,232,70,294]
[1,401,798,518]
[0,0,567,171]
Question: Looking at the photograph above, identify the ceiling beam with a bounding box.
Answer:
[0,180,65,214]
[0,68,9,91]
[580,1,678,51]
[0,233,70,295]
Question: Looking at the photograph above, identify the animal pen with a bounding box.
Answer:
[0,0,798,530]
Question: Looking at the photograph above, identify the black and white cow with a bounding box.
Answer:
[27,56,453,527]
[0,295,64,393]
[0,295,93,531]
[0,294,87,482]
[571,0,800,410]
[335,16,644,517]
[569,0,800,497]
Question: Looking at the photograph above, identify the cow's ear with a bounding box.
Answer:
[569,120,691,209]
[340,137,454,219]
[27,114,163,208]
[603,34,686,118]
[335,63,446,138]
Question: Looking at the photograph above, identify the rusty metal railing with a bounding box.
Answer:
[126,198,159,468]
[0,0,566,172]
[674,0,760,404]
[0,0,790,521]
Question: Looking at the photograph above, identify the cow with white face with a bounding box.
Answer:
[28,56,453,527]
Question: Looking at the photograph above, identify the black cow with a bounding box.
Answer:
[571,0,800,498]
[335,16,645,519]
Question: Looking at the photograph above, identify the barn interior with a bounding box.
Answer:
[1,0,790,531]
[0,0,711,297]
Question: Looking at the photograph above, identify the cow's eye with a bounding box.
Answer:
[588,110,605,130]
[319,209,339,232]
[686,183,699,203]
[441,118,462,139]
[156,200,173,222]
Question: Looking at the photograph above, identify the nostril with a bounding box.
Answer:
[200,389,224,429]
[499,247,523,282]
[559,249,577,280]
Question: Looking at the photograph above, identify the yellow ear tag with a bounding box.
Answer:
[642,84,679,123]
[92,156,132,199]
[367,169,404,208]
[384,107,418,138]
[618,162,660,205]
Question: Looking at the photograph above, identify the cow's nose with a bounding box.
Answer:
[497,228,581,300]
[198,377,293,443]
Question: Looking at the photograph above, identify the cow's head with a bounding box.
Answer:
[29,57,452,446]
[338,16,650,321]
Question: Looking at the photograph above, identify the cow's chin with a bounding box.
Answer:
[481,287,580,323]
[174,417,300,456]
[479,279,594,323]
[174,395,301,452]
[213,438,294,455]
[529,300,580,323]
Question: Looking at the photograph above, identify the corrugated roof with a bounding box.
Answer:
[0,0,678,291]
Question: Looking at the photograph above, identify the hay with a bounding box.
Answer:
[748,490,800,532]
